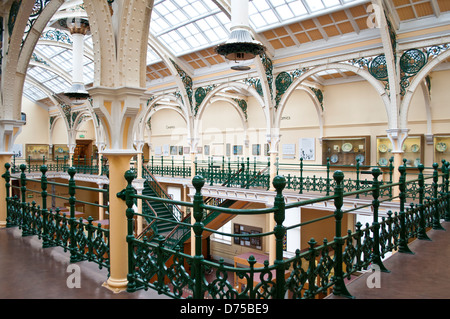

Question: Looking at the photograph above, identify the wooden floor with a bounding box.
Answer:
[1,222,450,300]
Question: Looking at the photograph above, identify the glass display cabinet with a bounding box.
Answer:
[433,135,450,165]
[322,136,370,166]
[376,135,424,167]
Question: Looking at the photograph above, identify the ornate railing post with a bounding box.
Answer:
[417,164,431,241]
[371,168,389,272]
[299,157,304,194]
[123,170,137,293]
[20,164,30,236]
[192,175,206,299]
[68,167,81,263]
[326,157,330,195]
[398,165,414,254]
[331,170,353,298]
[432,163,445,230]
[444,161,450,222]
[40,165,51,248]
[273,175,287,299]
[2,163,12,227]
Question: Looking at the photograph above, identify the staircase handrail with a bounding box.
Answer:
[142,166,184,222]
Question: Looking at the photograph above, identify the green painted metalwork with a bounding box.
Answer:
[3,163,110,270]
[118,159,450,299]
[368,54,388,81]
[171,59,193,113]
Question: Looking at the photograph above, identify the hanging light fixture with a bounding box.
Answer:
[58,17,90,105]
[215,0,265,63]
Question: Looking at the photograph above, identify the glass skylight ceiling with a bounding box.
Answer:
[24,0,364,102]
[148,0,363,59]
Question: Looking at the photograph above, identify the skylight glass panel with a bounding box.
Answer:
[23,81,47,101]
[323,0,342,6]
[304,0,324,11]
[276,4,295,20]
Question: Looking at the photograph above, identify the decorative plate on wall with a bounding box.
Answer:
[342,143,352,152]
[378,144,388,153]
[436,142,447,152]
[411,144,420,153]
[356,154,365,164]
[330,154,338,163]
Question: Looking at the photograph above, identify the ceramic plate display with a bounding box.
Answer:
[330,154,338,163]
[436,142,447,152]
[342,143,352,152]
[411,144,420,153]
[379,158,388,166]
[378,144,388,153]
[355,154,364,164]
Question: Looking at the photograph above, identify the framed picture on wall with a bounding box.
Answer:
[299,138,315,161]
[252,144,261,156]
[204,145,210,155]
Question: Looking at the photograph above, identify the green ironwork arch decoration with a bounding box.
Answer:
[232,98,248,120]
[194,85,216,117]
[259,52,273,100]
[368,54,388,81]
[400,49,427,75]
[243,78,263,97]
[171,59,194,114]
[310,87,324,111]
[40,29,72,45]
[8,0,21,38]
[275,71,292,109]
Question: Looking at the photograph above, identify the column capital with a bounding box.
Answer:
[386,128,409,153]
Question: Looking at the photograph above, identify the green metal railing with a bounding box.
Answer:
[145,155,440,199]
[11,155,109,175]
[121,161,450,299]
[3,163,110,270]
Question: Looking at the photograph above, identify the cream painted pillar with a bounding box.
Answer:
[97,182,105,220]
[0,154,12,227]
[102,151,136,292]
[133,178,145,236]
[387,128,409,197]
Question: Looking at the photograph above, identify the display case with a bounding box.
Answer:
[52,144,70,160]
[376,135,424,167]
[433,135,450,164]
[25,144,49,161]
[322,136,370,166]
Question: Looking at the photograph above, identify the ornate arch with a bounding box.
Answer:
[277,63,391,129]
[399,48,450,129]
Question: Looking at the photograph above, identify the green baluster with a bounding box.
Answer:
[68,167,81,262]
[388,157,394,197]
[356,159,360,199]
[432,163,445,230]
[326,157,330,196]
[272,175,286,299]
[192,175,206,299]
[371,168,389,272]
[398,165,414,254]
[445,161,450,222]
[299,157,303,194]
[40,165,51,248]
[331,170,354,298]
[246,157,250,189]
[123,170,137,293]
[417,164,431,241]
[20,164,30,236]
[2,163,12,227]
